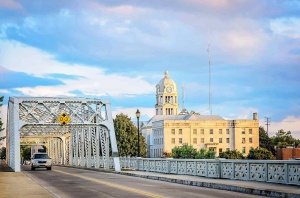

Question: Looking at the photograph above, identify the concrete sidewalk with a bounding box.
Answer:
[0,160,54,198]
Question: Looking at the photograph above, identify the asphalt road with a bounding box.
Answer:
[22,165,264,198]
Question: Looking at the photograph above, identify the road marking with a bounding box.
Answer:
[54,169,165,198]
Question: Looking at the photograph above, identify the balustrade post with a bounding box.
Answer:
[247,162,250,180]
[264,162,268,182]
[232,162,235,179]
[284,163,288,184]
[205,161,208,177]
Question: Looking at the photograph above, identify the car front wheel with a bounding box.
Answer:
[31,166,35,170]
[47,167,51,170]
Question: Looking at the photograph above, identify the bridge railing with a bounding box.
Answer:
[114,158,300,186]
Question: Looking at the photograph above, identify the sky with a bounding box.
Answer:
[0,0,300,140]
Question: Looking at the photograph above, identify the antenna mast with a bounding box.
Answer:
[182,83,185,110]
[207,35,212,115]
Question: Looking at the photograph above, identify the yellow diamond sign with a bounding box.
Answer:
[58,113,71,126]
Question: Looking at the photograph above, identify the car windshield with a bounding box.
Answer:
[33,154,50,159]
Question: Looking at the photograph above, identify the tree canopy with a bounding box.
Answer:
[219,149,245,159]
[113,113,147,157]
[0,96,3,132]
[270,129,296,148]
[259,127,275,155]
[247,147,275,160]
[172,144,216,159]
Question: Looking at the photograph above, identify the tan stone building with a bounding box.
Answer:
[142,71,259,157]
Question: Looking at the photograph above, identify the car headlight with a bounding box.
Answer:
[32,160,38,164]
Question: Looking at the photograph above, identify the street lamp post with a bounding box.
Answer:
[136,109,140,157]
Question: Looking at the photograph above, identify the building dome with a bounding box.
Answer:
[157,70,177,92]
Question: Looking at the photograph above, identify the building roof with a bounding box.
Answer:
[157,70,177,92]
[145,114,224,127]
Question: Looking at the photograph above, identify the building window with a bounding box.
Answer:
[242,138,246,144]
[201,138,204,143]
[171,138,175,144]
[219,138,222,143]
[226,129,229,134]
[226,138,230,143]
[179,129,182,135]
[249,138,253,143]
[210,138,213,142]
[171,129,175,135]
[193,138,197,144]
[219,129,222,134]
[179,138,182,144]
[226,148,230,151]
[249,129,252,134]
[193,129,197,135]
[210,129,213,134]
[242,129,245,134]
[242,147,246,154]
[219,148,223,153]
[201,129,204,134]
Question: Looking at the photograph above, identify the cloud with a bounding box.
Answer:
[260,116,300,139]
[270,17,300,39]
[0,40,154,97]
[112,107,154,121]
[0,0,23,10]
[0,89,9,94]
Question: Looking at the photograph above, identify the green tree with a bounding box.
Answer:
[20,145,31,160]
[270,129,295,148]
[0,147,6,159]
[172,144,198,159]
[247,147,275,160]
[204,150,216,159]
[259,127,275,155]
[172,145,216,159]
[0,96,4,132]
[195,148,207,159]
[113,113,147,157]
[219,150,245,159]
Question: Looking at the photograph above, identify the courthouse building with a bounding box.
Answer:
[142,71,259,158]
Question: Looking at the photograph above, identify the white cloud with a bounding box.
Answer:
[112,107,155,121]
[0,40,154,97]
[270,18,300,39]
[0,89,9,94]
[262,116,300,139]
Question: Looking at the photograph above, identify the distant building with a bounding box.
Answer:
[142,71,259,157]
[276,148,300,160]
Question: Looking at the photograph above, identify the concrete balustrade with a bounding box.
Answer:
[114,158,300,186]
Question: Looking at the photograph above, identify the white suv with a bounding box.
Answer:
[31,153,52,170]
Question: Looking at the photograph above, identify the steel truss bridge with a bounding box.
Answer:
[6,97,120,172]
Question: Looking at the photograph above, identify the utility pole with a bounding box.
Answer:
[265,117,270,135]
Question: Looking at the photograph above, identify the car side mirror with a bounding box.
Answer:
[30,157,33,159]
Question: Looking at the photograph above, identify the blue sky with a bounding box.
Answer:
[0,0,300,139]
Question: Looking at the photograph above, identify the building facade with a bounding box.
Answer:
[142,71,259,158]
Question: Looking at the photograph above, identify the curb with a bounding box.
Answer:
[57,166,300,198]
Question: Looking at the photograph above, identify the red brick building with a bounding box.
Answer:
[276,148,300,160]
